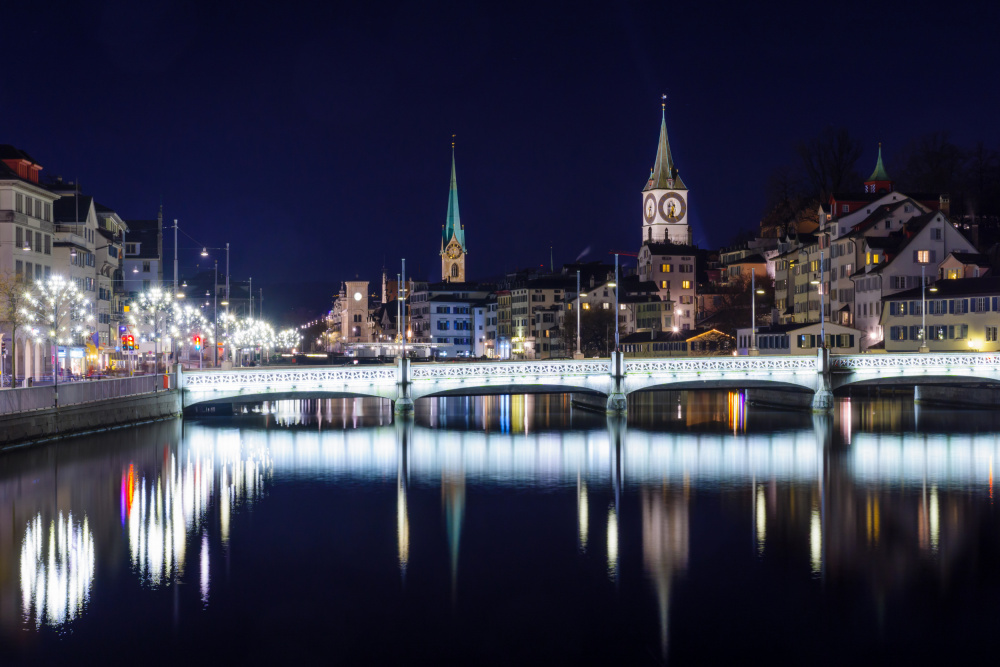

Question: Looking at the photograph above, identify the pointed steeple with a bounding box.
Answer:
[443,140,466,250]
[644,98,686,192]
[868,143,891,182]
[864,142,894,194]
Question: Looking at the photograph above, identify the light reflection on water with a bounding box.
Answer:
[2,391,1000,663]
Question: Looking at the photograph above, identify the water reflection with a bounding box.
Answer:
[2,392,1000,661]
[641,483,689,658]
[20,512,95,628]
[125,442,270,590]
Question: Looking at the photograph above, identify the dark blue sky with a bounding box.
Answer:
[3,1,999,297]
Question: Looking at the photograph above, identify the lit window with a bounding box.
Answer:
[582,303,590,310]
[662,264,672,272]
[681,281,691,289]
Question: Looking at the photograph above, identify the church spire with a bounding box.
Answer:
[868,142,891,182]
[443,138,466,250]
[864,142,893,193]
[644,96,686,192]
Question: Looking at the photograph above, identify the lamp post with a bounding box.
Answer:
[749,267,759,356]
[401,258,407,358]
[214,260,219,366]
[810,248,826,348]
[200,244,231,364]
[612,254,620,353]
[819,247,825,348]
[576,269,582,359]
[919,263,929,353]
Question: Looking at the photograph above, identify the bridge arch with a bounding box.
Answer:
[830,353,1000,393]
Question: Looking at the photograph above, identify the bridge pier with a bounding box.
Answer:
[394,357,414,416]
[811,348,834,413]
[606,351,628,415]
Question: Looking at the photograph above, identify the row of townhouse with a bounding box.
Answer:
[1,145,163,379]
[769,148,976,352]
[339,261,691,359]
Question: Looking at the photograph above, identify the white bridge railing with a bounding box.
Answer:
[410,359,608,380]
[625,356,818,374]
[831,352,1000,371]
[183,366,397,390]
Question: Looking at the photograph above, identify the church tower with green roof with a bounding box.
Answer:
[642,99,691,246]
[440,141,467,283]
[864,143,894,194]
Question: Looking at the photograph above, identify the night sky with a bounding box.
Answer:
[3,1,999,312]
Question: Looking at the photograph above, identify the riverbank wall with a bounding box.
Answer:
[0,390,181,450]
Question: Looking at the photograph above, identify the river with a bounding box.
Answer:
[2,391,999,665]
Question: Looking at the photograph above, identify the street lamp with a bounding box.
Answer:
[575,269,582,359]
[809,247,826,348]
[611,254,619,353]
[919,263,929,353]
[749,267,765,356]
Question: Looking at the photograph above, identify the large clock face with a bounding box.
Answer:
[353,292,362,301]
[643,194,656,223]
[658,192,687,223]
[446,243,462,259]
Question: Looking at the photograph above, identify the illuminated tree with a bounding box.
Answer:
[276,327,302,353]
[230,318,276,366]
[21,275,92,398]
[0,272,31,384]
[170,303,212,366]
[127,287,175,373]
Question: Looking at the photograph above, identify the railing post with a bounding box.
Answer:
[606,351,627,415]
[394,356,414,416]
[811,347,833,412]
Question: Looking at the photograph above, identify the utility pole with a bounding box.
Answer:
[576,269,582,358]
[173,219,179,294]
[613,254,620,352]
[401,258,407,357]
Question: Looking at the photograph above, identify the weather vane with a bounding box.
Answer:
[661,93,667,110]
[452,133,456,149]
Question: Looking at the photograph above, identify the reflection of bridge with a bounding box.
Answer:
[179,352,1000,414]
[189,419,825,484]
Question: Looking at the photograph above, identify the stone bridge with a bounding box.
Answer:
[178,351,1000,414]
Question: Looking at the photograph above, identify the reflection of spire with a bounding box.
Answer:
[397,418,412,580]
[755,484,766,555]
[641,485,690,660]
[443,469,466,603]
[606,503,618,581]
[577,473,589,552]
[397,477,410,577]
[810,501,823,575]
[200,531,210,606]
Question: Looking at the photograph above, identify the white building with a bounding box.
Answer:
[637,243,698,331]
[850,210,976,349]
[735,321,863,355]
[409,283,490,358]
[0,146,59,381]
[123,211,163,297]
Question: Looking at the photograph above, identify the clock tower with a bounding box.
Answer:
[440,141,467,283]
[642,100,691,246]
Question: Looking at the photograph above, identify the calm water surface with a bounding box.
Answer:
[2,391,1000,665]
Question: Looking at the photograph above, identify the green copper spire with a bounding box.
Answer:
[868,142,891,182]
[442,142,466,250]
[644,98,686,192]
